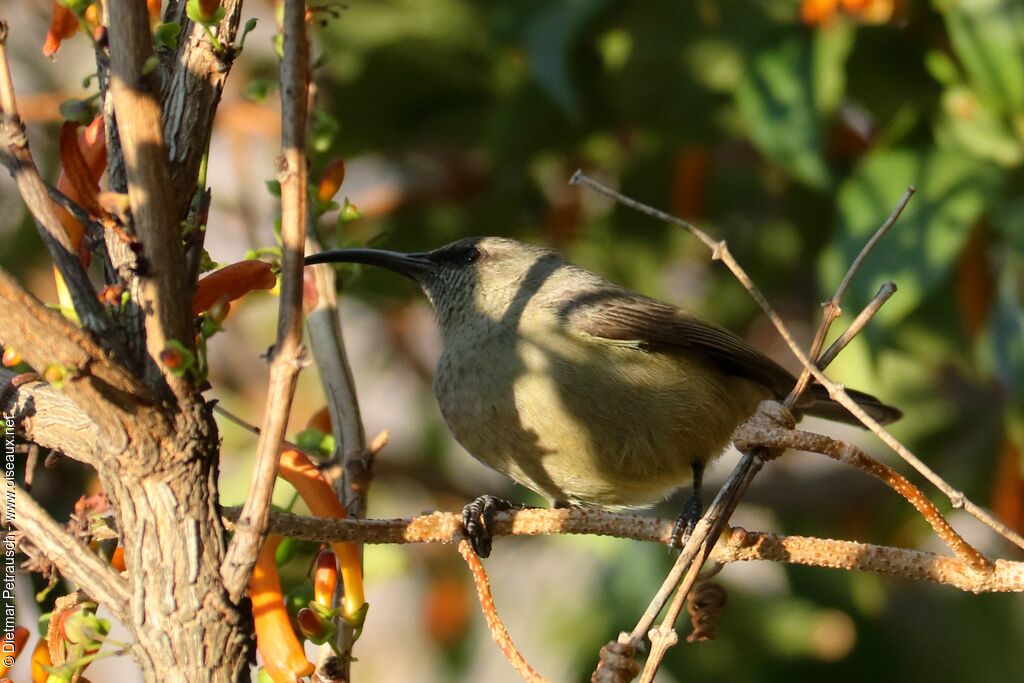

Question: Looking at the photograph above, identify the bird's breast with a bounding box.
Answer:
[433,320,767,506]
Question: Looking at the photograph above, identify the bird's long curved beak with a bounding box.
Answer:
[304,248,434,280]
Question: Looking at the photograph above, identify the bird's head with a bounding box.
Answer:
[305,237,565,330]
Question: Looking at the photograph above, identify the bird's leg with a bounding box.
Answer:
[669,461,704,550]
[462,495,519,558]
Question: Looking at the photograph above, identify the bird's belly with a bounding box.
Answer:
[434,328,767,507]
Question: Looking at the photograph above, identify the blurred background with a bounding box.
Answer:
[2,0,1023,681]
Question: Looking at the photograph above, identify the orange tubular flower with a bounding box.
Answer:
[43,3,79,57]
[56,117,107,265]
[192,260,278,315]
[249,536,314,683]
[313,548,338,609]
[30,638,51,683]
[110,546,126,572]
[148,0,163,25]
[277,449,365,618]
[0,626,30,675]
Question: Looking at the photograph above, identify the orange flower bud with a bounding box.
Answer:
[42,3,79,57]
[1,348,21,367]
[313,548,338,609]
[318,159,346,203]
[30,638,51,683]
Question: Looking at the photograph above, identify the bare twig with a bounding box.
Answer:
[458,538,548,682]
[106,1,194,399]
[801,363,1024,550]
[715,528,1023,593]
[732,402,991,572]
[305,239,368,513]
[305,238,368,674]
[11,485,130,621]
[221,0,310,603]
[217,507,1024,593]
[790,186,914,401]
[211,403,323,461]
[818,282,897,369]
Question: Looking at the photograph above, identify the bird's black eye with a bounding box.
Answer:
[460,246,482,266]
[429,242,484,267]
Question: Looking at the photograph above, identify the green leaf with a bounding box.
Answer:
[154,22,182,50]
[939,0,1024,115]
[243,79,271,103]
[522,0,611,119]
[295,428,336,459]
[736,31,845,189]
[819,148,1004,329]
[310,109,341,153]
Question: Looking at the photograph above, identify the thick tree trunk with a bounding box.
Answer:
[102,402,252,682]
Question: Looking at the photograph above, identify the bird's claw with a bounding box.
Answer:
[462,495,516,558]
[668,495,702,551]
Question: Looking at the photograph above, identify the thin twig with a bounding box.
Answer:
[458,538,548,682]
[304,238,368,674]
[802,363,1024,550]
[790,187,914,400]
[305,239,369,513]
[221,0,310,603]
[834,187,915,304]
[732,402,991,572]
[216,507,1024,593]
[818,282,897,369]
[211,403,323,461]
[11,485,130,621]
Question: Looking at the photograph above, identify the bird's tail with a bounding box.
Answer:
[800,384,902,426]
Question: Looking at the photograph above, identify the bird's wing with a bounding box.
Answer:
[558,287,796,397]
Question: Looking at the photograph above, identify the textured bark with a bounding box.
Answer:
[2,2,274,679]
[103,403,251,683]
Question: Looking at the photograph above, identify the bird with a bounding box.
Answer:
[305,237,900,556]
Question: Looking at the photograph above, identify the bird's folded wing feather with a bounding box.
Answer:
[557,288,796,397]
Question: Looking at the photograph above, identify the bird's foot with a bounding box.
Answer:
[462,495,519,558]
[667,479,700,552]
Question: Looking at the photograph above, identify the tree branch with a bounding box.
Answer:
[219,507,1024,594]
[106,1,195,399]
[458,537,547,682]
[222,0,309,603]
[160,0,245,218]
[0,269,151,444]
[305,239,369,677]
[305,241,368,514]
[0,368,104,468]
[10,485,130,621]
